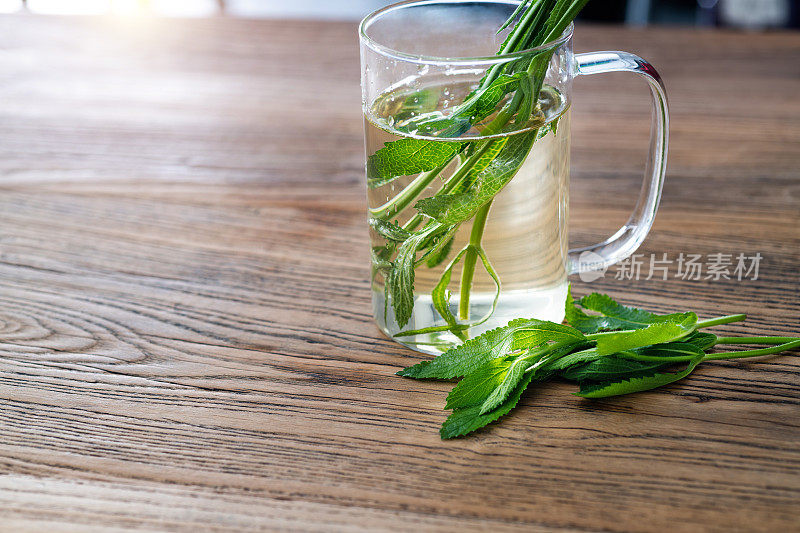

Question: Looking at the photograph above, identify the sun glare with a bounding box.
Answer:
[0,0,21,14]
[19,0,219,17]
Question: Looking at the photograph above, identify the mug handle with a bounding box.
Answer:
[567,51,669,275]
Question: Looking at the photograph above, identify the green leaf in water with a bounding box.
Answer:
[369,218,412,242]
[367,138,463,189]
[394,244,500,339]
[425,235,454,268]
[415,129,538,226]
[391,87,442,124]
[386,225,442,327]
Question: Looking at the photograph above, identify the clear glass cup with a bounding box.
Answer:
[360,0,668,355]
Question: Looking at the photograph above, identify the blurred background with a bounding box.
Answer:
[0,0,797,28]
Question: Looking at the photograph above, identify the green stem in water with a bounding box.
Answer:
[383,1,582,329]
[371,0,550,224]
[454,81,537,322]
[374,126,508,227]
[403,140,500,232]
[458,200,493,320]
[370,161,450,221]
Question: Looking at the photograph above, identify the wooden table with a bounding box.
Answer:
[1,14,798,532]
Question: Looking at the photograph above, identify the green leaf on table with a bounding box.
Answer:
[398,319,537,379]
[594,314,698,356]
[564,286,589,329]
[440,372,536,439]
[445,355,516,409]
[551,340,705,378]
[510,320,585,351]
[566,287,698,334]
[368,218,412,242]
[636,341,706,360]
[684,331,718,350]
[576,354,704,399]
[479,351,534,414]
[546,347,601,372]
[367,138,463,188]
[398,318,583,379]
[560,356,669,383]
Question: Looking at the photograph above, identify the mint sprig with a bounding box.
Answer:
[370,0,590,331]
[398,287,800,439]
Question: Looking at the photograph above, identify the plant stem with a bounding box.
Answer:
[458,200,493,320]
[374,0,548,224]
[402,140,503,232]
[479,0,546,90]
[695,314,747,329]
[715,336,799,345]
[616,349,691,363]
[703,339,800,361]
[581,315,749,342]
[453,50,554,323]
[382,0,579,333]
[370,161,450,220]
[615,338,800,364]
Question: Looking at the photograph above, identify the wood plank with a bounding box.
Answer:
[0,15,798,532]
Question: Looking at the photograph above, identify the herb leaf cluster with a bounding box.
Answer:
[398,287,800,439]
[369,0,591,333]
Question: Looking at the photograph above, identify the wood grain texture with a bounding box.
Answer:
[0,14,799,532]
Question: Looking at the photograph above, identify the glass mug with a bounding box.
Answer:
[360,0,668,355]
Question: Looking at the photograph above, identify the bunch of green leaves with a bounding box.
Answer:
[368,0,591,332]
[398,287,800,439]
